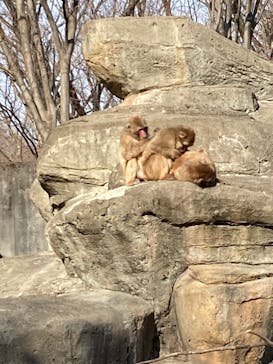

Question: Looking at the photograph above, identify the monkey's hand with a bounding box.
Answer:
[169,149,182,160]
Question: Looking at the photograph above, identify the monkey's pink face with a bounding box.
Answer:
[138,127,149,139]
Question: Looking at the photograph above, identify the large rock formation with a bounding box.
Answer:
[0,254,157,364]
[28,16,273,364]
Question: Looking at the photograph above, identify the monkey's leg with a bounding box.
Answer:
[125,158,139,186]
[138,149,153,171]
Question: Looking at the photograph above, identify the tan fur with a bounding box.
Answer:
[139,126,195,181]
[170,149,217,187]
[119,116,149,185]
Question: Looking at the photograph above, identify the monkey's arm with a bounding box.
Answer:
[148,144,181,160]
[121,137,148,160]
[146,130,180,160]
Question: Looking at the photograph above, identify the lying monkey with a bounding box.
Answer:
[138,126,196,181]
[170,149,217,187]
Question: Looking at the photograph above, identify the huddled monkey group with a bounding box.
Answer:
[119,115,217,187]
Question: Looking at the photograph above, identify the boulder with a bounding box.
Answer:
[46,182,273,356]
[174,265,273,364]
[0,254,157,364]
[82,16,273,99]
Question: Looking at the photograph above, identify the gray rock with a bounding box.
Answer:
[0,292,157,364]
[45,181,273,357]
[34,107,273,214]
[0,254,157,364]
[0,163,49,256]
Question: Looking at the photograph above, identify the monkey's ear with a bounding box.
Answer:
[126,123,131,129]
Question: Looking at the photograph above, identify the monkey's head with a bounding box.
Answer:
[175,126,195,153]
[127,116,149,140]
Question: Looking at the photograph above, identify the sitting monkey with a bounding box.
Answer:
[119,115,150,185]
[170,149,217,187]
[138,126,196,181]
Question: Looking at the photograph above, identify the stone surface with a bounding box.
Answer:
[0,162,49,256]
[35,105,273,214]
[0,292,157,364]
[0,253,85,297]
[46,181,273,358]
[123,85,258,114]
[0,254,157,364]
[174,265,273,364]
[82,16,273,99]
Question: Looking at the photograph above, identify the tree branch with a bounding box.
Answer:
[16,0,48,121]
[136,342,266,364]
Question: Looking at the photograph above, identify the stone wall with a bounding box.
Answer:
[0,162,49,256]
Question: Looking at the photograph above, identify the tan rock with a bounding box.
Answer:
[82,16,273,99]
[174,265,273,363]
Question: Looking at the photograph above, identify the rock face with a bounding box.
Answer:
[0,163,49,256]
[0,254,158,364]
[30,16,273,364]
[81,17,273,99]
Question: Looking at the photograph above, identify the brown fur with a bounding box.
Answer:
[139,126,195,181]
[119,116,149,185]
[170,149,217,187]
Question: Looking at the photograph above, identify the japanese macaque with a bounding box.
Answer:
[170,149,217,187]
[119,115,150,185]
[139,126,196,181]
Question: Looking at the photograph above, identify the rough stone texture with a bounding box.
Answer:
[35,105,273,214]
[29,16,273,364]
[174,265,273,364]
[122,85,258,114]
[81,16,273,99]
[45,182,273,359]
[0,254,157,364]
[0,253,85,297]
[0,162,49,256]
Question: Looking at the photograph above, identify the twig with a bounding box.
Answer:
[247,330,273,347]
[136,343,265,364]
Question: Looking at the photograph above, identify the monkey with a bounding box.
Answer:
[119,115,150,186]
[138,126,196,181]
[170,149,217,187]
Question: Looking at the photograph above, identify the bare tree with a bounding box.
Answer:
[162,0,173,15]
[0,0,120,161]
[0,0,79,144]
[203,0,271,50]
[4,0,272,163]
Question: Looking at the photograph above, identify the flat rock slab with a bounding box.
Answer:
[34,105,273,216]
[82,17,273,99]
[0,254,157,364]
[0,291,155,364]
[0,253,85,297]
